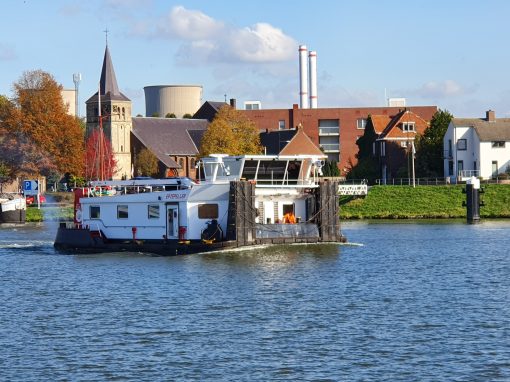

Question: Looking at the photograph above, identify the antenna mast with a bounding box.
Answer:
[73,73,81,117]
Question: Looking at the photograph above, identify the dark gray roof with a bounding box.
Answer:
[187,129,206,151]
[452,118,510,141]
[193,101,228,121]
[86,46,130,103]
[260,129,298,155]
[132,118,209,163]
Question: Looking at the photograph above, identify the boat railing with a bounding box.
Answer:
[82,178,194,197]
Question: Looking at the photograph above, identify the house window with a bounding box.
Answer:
[381,141,386,157]
[457,139,467,150]
[357,118,367,129]
[278,120,285,130]
[402,122,415,132]
[90,206,100,219]
[492,161,498,178]
[492,141,505,148]
[179,158,184,168]
[190,158,196,168]
[117,205,128,219]
[198,204,218,219]
[326,153,339,162]
[401,141,408,148]
[457,160,464,176]
[148,205,159,219]
[319,119,339,135]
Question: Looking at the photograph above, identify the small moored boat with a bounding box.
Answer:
[0,194,26,224]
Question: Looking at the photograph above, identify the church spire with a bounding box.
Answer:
[99,45,120,97]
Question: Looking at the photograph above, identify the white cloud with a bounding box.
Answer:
[226,23,296,63]
[130,6,297,65]
[157,6,224,40]
[0,43,16,61]
[414,79,471,98]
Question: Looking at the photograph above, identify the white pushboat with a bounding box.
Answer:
[54,154,345,255]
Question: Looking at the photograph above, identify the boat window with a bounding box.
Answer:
[241,160,259,179]
[148,204,160,219]
[117,205,128,219]
[90,206,100,219]
[198,204,218,219]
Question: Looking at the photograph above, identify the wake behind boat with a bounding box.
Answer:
[54,154,345,255]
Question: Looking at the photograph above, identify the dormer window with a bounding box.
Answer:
[402,122,415,132]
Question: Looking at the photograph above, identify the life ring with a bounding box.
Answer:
[75,208,82,223]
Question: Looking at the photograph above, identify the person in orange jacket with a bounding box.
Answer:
[283,212,296,224]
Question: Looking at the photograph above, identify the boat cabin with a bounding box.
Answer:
[69,154,336,249]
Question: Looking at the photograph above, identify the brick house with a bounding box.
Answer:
[371,109,431,181]
[239,104,437,176]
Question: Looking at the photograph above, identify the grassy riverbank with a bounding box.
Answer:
[25,185,510,222]
[26,192,74,222]
[340,184,510,219]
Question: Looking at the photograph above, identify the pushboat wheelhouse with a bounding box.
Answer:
[54,154,345,255]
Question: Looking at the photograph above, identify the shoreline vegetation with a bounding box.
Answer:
[340,184,510,219]
[26,185,510,222]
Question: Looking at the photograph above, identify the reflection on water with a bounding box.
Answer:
[0,221,509,381]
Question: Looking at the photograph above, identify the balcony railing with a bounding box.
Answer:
[319,127,340,135]
[458,170,480,178]
[319,143,340,152]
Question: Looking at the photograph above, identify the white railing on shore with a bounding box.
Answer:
[458,170,480,178]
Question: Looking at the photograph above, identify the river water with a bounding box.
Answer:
[0,219,509,381]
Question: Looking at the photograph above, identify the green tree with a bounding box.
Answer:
[346,115,380,183]
[165,113,176,118]
[182,113,193,119]
[322,160,340,176]
[200,106,262,156]
[136,148,159,177]
[415,109,453,177]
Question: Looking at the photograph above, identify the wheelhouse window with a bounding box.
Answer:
[148,205,160,219]
[402,122,415,132]
[90,206,100,219]
[117,205,128,219]
[198,204,218,219]
[492,141,505,148]
[457,139,467,150]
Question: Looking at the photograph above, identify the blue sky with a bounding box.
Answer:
[1,0,510,118]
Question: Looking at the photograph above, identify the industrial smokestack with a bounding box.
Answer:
[299,45,309,109]
[308,51,317,109]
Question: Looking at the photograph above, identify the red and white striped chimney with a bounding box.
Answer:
[308,50,317,109]
[299,45,309,109]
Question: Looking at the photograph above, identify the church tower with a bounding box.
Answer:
[86,45,132,180]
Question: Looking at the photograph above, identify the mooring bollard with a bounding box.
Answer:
[463,177,483,223]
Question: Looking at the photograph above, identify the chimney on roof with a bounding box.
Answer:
[486,110,496,122]
[293,103,299,109]
[230,98,236,109]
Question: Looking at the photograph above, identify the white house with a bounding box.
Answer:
[443,110,510,180]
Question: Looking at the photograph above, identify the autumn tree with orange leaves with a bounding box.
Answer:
[0,70,84,181]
